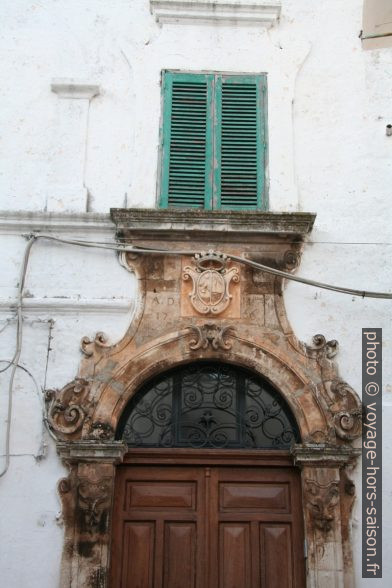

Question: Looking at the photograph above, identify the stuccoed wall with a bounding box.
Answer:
[0,0,391,586]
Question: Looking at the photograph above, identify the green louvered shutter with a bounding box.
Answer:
[214,74,266,210]
[160,72,267,210]
[160,72,214,209]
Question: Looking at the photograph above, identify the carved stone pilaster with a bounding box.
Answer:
[57,442,127,588]
[292,444,360,588]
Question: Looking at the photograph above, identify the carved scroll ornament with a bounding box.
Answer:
[45,378,93,438]
[329,380,362,441]
[81,331,110,357]
[183,251,239,315]
[306,334,339,360]
[188,323,236,351]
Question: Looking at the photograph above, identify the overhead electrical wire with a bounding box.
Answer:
[0,231,391,479]
[27,233,392,299]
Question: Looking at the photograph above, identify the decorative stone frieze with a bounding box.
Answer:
[49,209,361,587]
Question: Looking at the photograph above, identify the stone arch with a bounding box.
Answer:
[50,326,361,588]
[90,329,331,445]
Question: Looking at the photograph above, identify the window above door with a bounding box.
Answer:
[159,71,268,211]
[117,362,299,449]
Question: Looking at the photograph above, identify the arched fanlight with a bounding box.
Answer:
[117,362,300,449]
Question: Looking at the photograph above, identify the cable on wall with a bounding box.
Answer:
[28,233,392,299]
[0,235,36,478]
[1,231,391,479]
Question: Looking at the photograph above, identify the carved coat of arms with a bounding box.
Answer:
[183,251,239,315]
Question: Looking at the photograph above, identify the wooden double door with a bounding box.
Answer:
[110,452,305,588]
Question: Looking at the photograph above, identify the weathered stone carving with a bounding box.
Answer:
[304,478,340,533]
[188,323,236,350]
[81,331,111,357]
[305,334,339,359]
[86,421,115,440]
[77,477,112,531]
[183,251,239,315]
[303,428,334,445]
[56,443,127,588]
[283,247,301,271]
[58,476,72,495]
[329,380,362,441]
[50,209,361,588]
[45,378,93,438]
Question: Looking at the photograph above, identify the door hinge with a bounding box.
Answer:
[304,539,308,559]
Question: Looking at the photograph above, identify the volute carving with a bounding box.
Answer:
[81,331,111,357]
[188,323,236,351]
[305,334,339,360]
[45,378,93,438]
[329,380,362,441]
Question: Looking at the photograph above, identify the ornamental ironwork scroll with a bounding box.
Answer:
[117,362,300,449]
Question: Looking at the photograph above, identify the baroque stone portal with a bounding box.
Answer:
[46,209,361,588]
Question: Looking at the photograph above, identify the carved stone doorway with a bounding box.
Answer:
[50,209,361,588]
[110,361,306,586]
[110,451,306,588]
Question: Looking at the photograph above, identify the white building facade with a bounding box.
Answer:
[0,1,391,586]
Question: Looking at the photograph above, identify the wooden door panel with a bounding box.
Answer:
[212,467,304,588]
[111,460,305,588]
[163,522,196,588]
[111,466,205,588]
[126,481,196,510]
[219,523,252,588]
[261,524,293,588]
[121,522,155,588]
[219,482,290,512]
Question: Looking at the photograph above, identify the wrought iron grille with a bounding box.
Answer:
[118,363,300,449]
